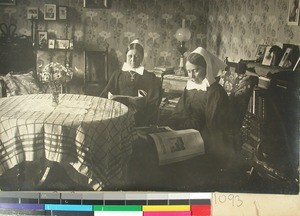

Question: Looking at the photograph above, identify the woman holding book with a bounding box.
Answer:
[165,47,233,165]
[100,39,161,126]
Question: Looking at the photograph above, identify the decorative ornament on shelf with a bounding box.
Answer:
[39,62,74,106]
[175,19,191,76]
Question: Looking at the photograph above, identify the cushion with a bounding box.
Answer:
[2,70,44,96]
[219,70,253,96]
[219,70,257,130]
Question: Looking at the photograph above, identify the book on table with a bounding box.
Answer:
[135,126,205,165]
[108,90,146,110]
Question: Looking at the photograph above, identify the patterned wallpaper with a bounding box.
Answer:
[207,0,300,62]
[1,0,299,93]
[0,0,208,93]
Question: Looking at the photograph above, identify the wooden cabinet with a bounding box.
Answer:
[84,48,108,96]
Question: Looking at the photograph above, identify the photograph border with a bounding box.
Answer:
[44,4,56,21]
[261,45,274,66]
[287,0,300,25]
[48,39,55,49]
[27,7,38,20]
[255,44,267,62]
[56,39,70,49]
[58,6,67,20]
[279,47,293,67]
[37,31,48,49]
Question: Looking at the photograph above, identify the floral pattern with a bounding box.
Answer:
[207,0,300,62]
[0,0,298,94]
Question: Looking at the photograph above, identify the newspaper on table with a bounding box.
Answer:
[136,126,205,166]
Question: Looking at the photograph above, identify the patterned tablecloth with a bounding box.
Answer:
[0,94,137,190]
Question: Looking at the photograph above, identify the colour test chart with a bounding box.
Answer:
[0,192,211,216]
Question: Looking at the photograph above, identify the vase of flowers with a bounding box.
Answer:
[40,62,74,106]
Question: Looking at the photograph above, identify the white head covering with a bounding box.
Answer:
[122,39,144,75]
[130,39,142,47]
[191,47,226,85]
[186,47,226,91]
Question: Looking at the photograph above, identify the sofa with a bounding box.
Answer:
[0,69,44,97]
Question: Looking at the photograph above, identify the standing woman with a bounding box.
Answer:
[100,40,161,126]
[165,47,233,165]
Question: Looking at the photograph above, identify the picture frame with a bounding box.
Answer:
[48,39,55,49]
[38,31,47,49]
[83,0,110,8]
[56,39,70,49]
[255,44,267,62]
[58,6,67,20]
[44,4,56,20]
[0,0,16,5]
[287,0,300,25]
[261,46,274,66]
[293,57,300,71]
[27,7,38,19]
[279,47,293,67]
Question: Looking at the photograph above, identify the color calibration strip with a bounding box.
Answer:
[0,192,211,216]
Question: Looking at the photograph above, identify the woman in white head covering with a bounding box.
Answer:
[100,39,161,126]
[165,47,233,165]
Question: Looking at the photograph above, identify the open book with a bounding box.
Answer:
[108,90,146,110]
[136,126,205,165]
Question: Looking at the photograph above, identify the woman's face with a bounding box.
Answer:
[126,49,143,68]
[186,61,206,84]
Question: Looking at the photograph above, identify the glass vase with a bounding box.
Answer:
[52,91,59,106]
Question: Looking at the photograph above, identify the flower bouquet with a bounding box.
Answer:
[39,62,74,106]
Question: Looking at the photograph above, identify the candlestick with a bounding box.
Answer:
[182,19,185,28]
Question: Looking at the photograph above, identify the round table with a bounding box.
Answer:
[0,94,137,190]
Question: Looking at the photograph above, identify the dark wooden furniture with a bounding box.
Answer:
[84,48,109,96]
[241,66,299,193]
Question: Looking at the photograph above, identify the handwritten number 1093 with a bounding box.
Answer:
[213,194,243,207]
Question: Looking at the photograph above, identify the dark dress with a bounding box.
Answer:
[101,69,161,126]
[165,82,233,164]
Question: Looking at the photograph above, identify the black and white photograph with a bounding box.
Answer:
[279,47,293,67]
[288,0,300,25]
[27,7,38,19]
[56,39,70,49]
[44,4,56,20]
[0,0,299,214]
[38,31,47,49]
[58,6,67,20]
[48,39,55,49]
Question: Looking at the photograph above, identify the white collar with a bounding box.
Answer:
[122,62,144,75]
[186,78,211,91]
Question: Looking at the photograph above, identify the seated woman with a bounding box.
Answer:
[100,40,161,126]
[165,47,234,165]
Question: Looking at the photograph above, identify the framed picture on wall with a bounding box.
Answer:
[48,39,55,49]
[56,39,70,49]
[83,0,110,8]
[44,4,56,20]
[58,6,67,20]
[0,0,16,5]
[38,31,47,49]
[27,7,38,19]
[287,0,300,25]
